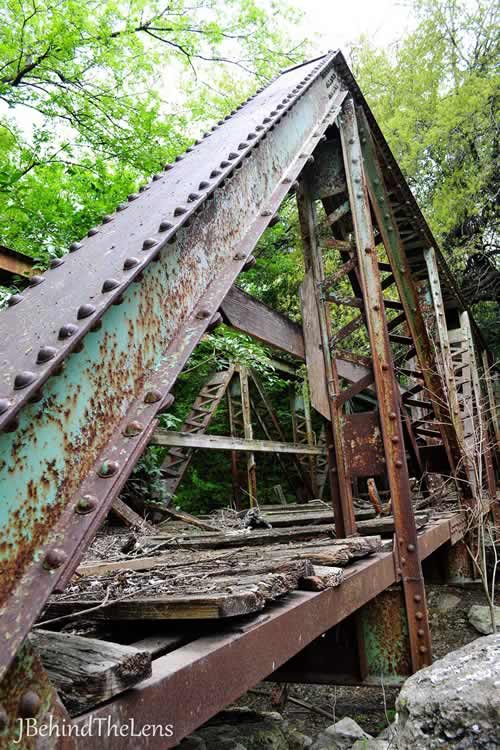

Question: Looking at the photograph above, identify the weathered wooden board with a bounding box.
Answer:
[29,630,152,716]
[151,430,326,455]
[111,497,155,533]
[299,270,330,420]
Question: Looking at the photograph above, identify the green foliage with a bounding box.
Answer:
[350,0,499,352]
[0,0,306,266]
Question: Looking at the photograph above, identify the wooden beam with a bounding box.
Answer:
[111,497,155,533]
[29,630,152,716]
[151,430,327,455]
[221,286,305,360]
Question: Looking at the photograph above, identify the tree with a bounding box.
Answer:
[350,0,499,351]
[0,0,305,274]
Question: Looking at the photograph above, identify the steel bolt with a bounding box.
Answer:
[76,495,98,514]
[389,411,397,420]
[373,304,380,311]
[144,389,162,404]
[407,543,416,552]
[417,629,425,637]
[414,594,422,603]
[196,309,211,319]
[391,436,399,444]
[18,691,41,719]
[43,548,67,570]
[395,459,403,468]
[124,421,143,437]
[415,611,423,620]
[97,460,119,478]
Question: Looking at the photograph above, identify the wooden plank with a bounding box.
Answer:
[160,507,220,532]
[44,561,314,622]
[151,430,327,455]
[131,633,192,658]
[221,286,306,359]
[299,565,344,591]
[29,630,152,715]
[111,497,155,533]
[299,269,330,420]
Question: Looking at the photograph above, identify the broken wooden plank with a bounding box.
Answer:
[299,565,344,591]
[160,507,220,532]
[356,513,429,536]
[29,629,152,716]
[259,508,375,527]
[45,561,314,621]
[151,430,327,455]
[139,524,337,549]
[111,497,155,534]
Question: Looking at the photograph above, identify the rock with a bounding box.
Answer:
[285,726,313,749]
[435,593,460,612]
[468,604,500,634]
[311,717,371,750]
[396,634,500,749]
[192,708,289,750]
[352,741,389,750]
[376,722,397,741]
[177,735,207,750]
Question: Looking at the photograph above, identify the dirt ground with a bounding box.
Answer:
[233,582,493,738]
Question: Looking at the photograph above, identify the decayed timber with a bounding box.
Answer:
[111,497,155,533]
[257,508,375,527]
[300,565,344,591]
[44,560,314,621]
[29,630,152,715]
[161,507,220,532]
[151,429,327,455]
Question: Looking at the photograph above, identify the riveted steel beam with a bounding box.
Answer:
[0,53,348,678]
[338,97,432,671]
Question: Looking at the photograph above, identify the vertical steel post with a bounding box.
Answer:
[227,372,242,510]
[338,97,432,670]
[240,366,257,507]
[297,184,357,537]
[481,350,500,450]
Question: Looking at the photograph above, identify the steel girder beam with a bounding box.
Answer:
[338,97,432,671]
[0,53,347,678]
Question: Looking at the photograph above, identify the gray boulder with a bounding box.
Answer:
[311,717,371,750]
[468,604,500,634]
[352,741,390,750]
[396,634,500,748]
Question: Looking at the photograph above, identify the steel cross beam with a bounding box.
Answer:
[357,109,472,503]
[338,98,432,670]
[0,53,348,678]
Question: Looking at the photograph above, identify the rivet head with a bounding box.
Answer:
[36,346,57,364]
[7,294,24,306]
[207,312,223,331]
[174,206,187,216]
[419,645,427,654]
[124,421,143,437]
[87,227,99,237]
[196,309,211,319]
[102,278,120,293]
[247,132,256,140]
[407,543,416,552]
[198,181,210,190]
[381,363,389,370]
[414,594,422,603]
[14,371,37,390]
[43,548,67,570]
[391,436,399,444]
[144,388,162,404]
[152,173,162,181]
[142,237,157,249]
[97,460,119,478]
[117,202,128,211]
[210,169,221,178]
[227,152,238,160]
[18,691,41,719]
[164,163,174,171]
[123,257,140,270]
[263,117,271,123]
[243,255,256,271]
[76,495,98,514]
[69,242,83,252]
[175,154,184,162]
[128,193,139,201]
[187,193,200,202]
[238,142,249,150]
[233,252,246,261]
[389,411,397,420]
[0,399,10,415]
[395,459,403,468]
[59,323,79,339]
[102,214,113,224]
[50,257,65,268]
[415,611,423,620]
[159,221,173,232]
[77,303,96,320]
[417,629,425,637]
[29,275,45,287]
[373,304,380,311]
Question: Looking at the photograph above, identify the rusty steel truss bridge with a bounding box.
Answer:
[0,50,498,748]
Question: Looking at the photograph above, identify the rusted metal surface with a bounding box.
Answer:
[344,413,386,478]
[0,641,74,750]
[359,587,411,680]
[339,97,432,670]
[0,54,348,678]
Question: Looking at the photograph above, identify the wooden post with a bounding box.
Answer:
[228,373,243,509]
